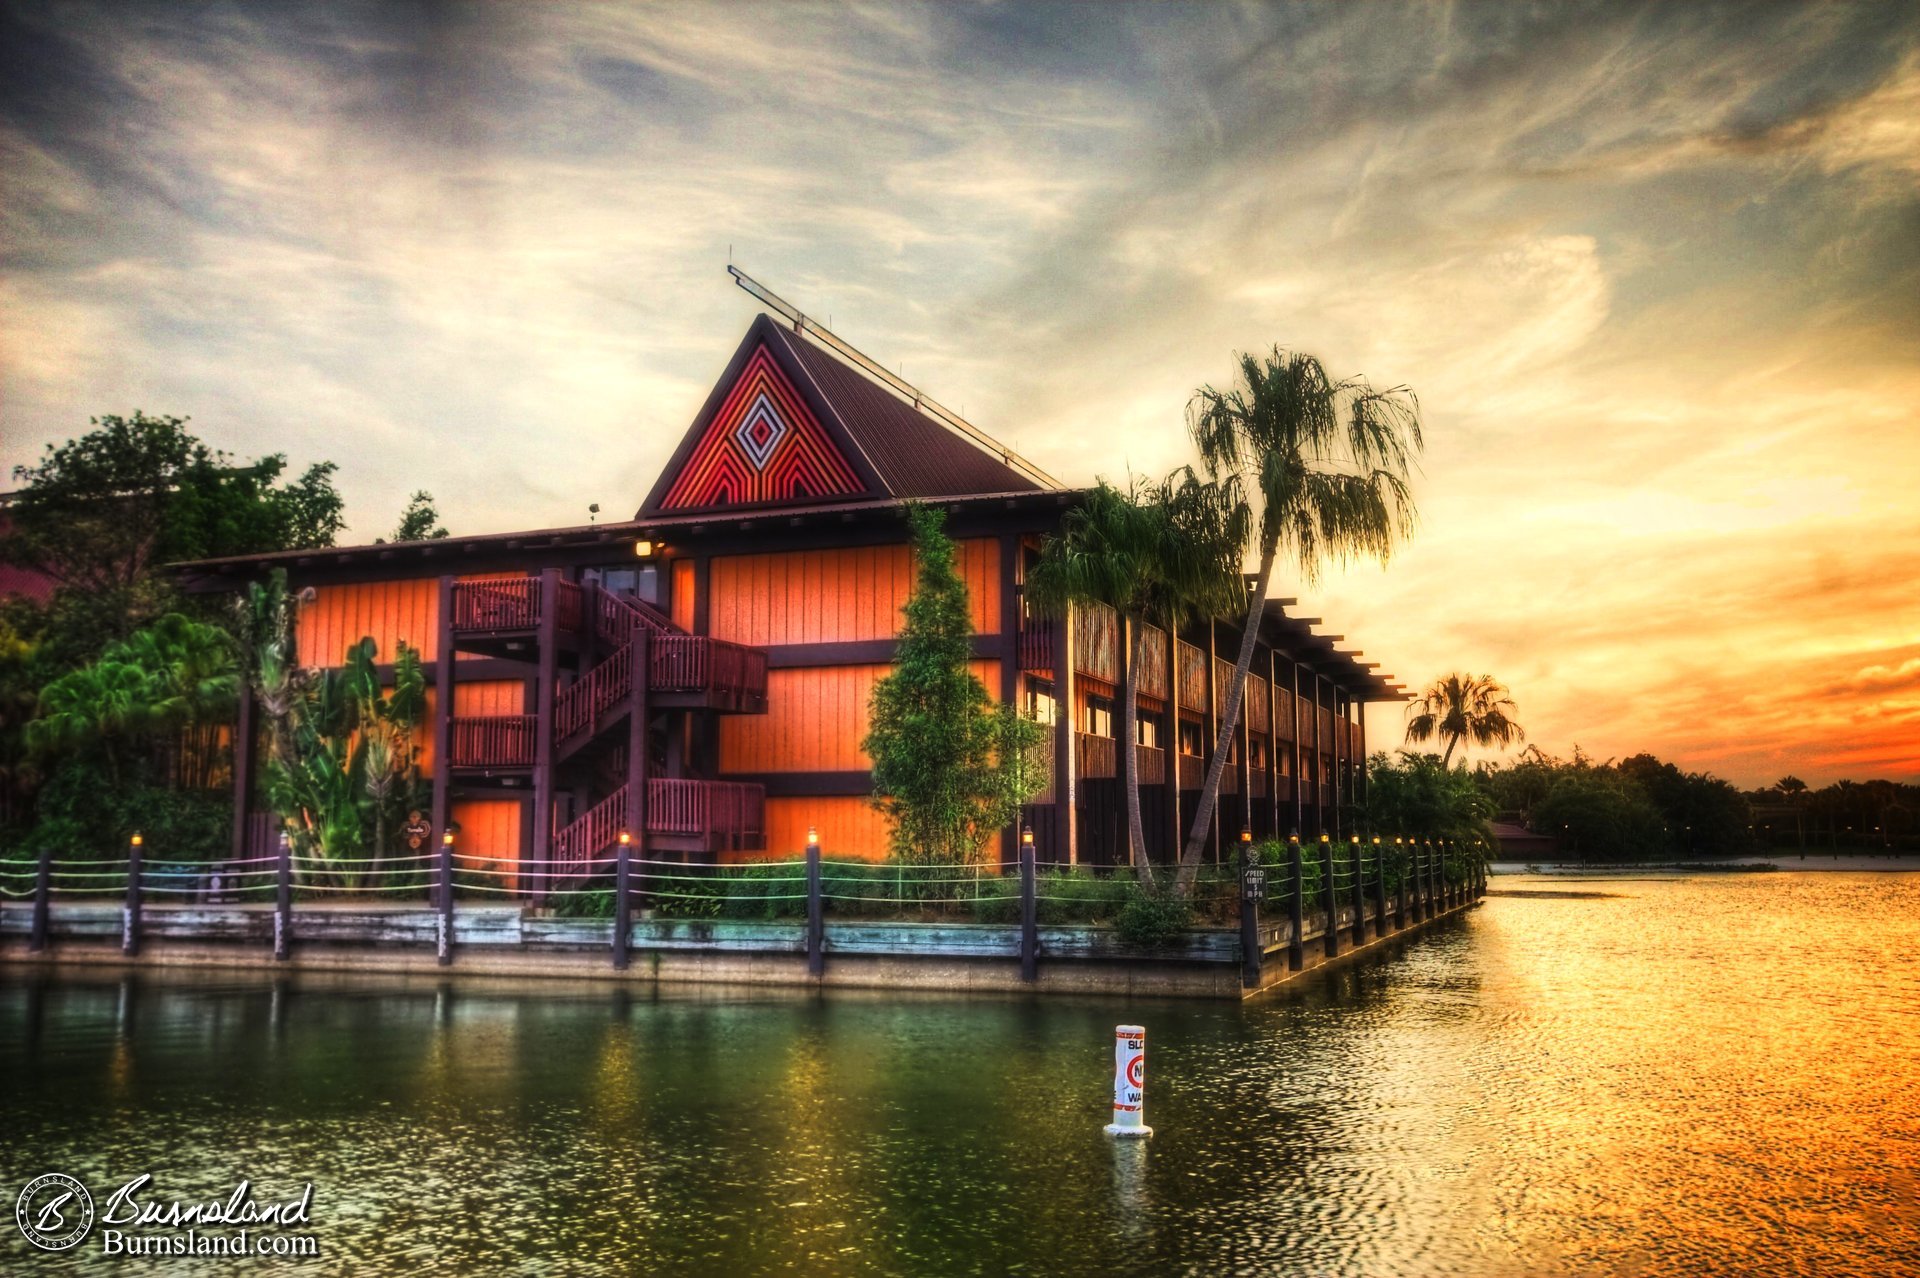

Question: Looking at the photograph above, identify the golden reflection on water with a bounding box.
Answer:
[2,872,1916,1275]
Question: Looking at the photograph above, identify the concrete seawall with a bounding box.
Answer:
[1,891,1481,1000]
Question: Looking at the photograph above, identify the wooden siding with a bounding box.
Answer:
[706,539,1001,647]
[298,579,438,664]
[1177,641,1208,710]
[1137,624,1169,701]
[721,661,1000,773]
[757,796,891,862]
[452,797,522,891]
[671,559,696,632]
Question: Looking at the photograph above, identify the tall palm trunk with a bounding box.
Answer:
[1443,737,1457,767]
[1174,541,1277,894]
[1120,613,1153,888]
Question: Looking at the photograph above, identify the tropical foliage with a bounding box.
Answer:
[1177,347,1423,892]
[237,571,428,883]
[1364,751,1498,848]
[1027,473,1244,885]
[865,504,1048,865]
[1404,673,1524,765]
[4,412,343,668]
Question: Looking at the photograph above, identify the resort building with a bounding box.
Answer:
[177,312,1401,883]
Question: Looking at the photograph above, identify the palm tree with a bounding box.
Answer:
[1028,474,1244,886]
[1176,348,1422,894]
[1404,674,1525,766]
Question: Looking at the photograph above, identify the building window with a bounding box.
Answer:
[1178,719,1204,757]
[1085,695,1114,738]
[1136,716,1159,749]
[1025,679,1057,726]
[1249,737,1267,769]
[583,564,661,606]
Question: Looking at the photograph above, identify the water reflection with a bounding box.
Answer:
[2,873,1916,1274]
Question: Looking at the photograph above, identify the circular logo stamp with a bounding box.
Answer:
[15,1173,94,1252]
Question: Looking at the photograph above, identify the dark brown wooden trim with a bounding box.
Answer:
[999,532,1021,865]
[229,685,256,864]
[430,575,456,870]
[764,634,1007,669]
[1054,603,1077,865]
[732,770,873,797]
[529,569,560,898]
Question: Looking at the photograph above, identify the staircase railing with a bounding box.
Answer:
[555,641,635,742]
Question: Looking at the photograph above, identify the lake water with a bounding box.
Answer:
[4,872,1916,1275]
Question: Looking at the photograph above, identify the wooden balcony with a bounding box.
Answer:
[1077,732,1116,779]
[555,778,766,866]
[1136,743,1165,787]
[450,578,584,636]
[1178,752,1203,790]
[450,715,536,768]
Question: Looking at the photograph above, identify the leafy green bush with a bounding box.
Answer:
[1114,886,1194,948]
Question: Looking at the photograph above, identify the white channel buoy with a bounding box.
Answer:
[1104,1024,1153,1138]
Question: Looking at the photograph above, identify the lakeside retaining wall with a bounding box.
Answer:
[0,886,1481,1000]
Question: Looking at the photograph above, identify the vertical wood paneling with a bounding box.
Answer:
[297,578,439,666]
[706,539,1001,647]
[454,680,525,716]
[671,559,696,632]
[720,660,999,773]
[749,796,892,863]
[451,798,522,892]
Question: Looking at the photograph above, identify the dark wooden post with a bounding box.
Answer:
[805,828,824,978]
[230,689,257,867]
[436,829,454,966]
[628,630,651,911]
[531,568,561,901]
[1291,657,1305,836]
[1019,826,1037,983]
[28,830,52,953]
[1239,830,1262,989]
[1268,650,1283,838]
[1321,834,1339,958]
[1394,838,1409,927]
[1053,606,1078,866]
[1163,623,1181,866]
[122,833,144,957]
[430,575,456,905]
[1350,836,1366,946]
[274,829,292,962]
[999,534,1022,869]
[612,831,632,970]
[1372,836,1388,938]
[1287,833,1305,971]
[1331,689,1344,843]
[1204,623,1220,865]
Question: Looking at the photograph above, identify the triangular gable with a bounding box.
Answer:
[646,319,874,514]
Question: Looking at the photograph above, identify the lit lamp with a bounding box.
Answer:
[130,833,143,848]
[807,826,819,849]
[633,539,656,558]
[618,830,631,847]
[1022,826,1034,849]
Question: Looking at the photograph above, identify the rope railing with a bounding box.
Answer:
[12,830,1487,972]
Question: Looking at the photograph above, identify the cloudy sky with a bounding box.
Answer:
[3,1,1916,786]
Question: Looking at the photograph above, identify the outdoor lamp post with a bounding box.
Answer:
[436,828,455,967]
[123,833,144,957]
[613,830,633,970]
[1320,833,1338,957]
[806,825,824,977]
[1020,824,1038,982]
[1350,834,1364,945]
[1239,828,1262,988]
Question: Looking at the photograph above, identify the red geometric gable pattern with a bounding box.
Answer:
[658,344,865,510]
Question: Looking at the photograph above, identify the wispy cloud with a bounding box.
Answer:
[2,1,1916,785]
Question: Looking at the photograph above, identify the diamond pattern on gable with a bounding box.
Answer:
[731,394,789,470]
[658,344,865,510]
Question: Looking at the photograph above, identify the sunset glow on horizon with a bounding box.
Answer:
[2,2,1916,787]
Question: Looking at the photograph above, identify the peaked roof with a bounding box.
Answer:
[639,314,1046,516]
